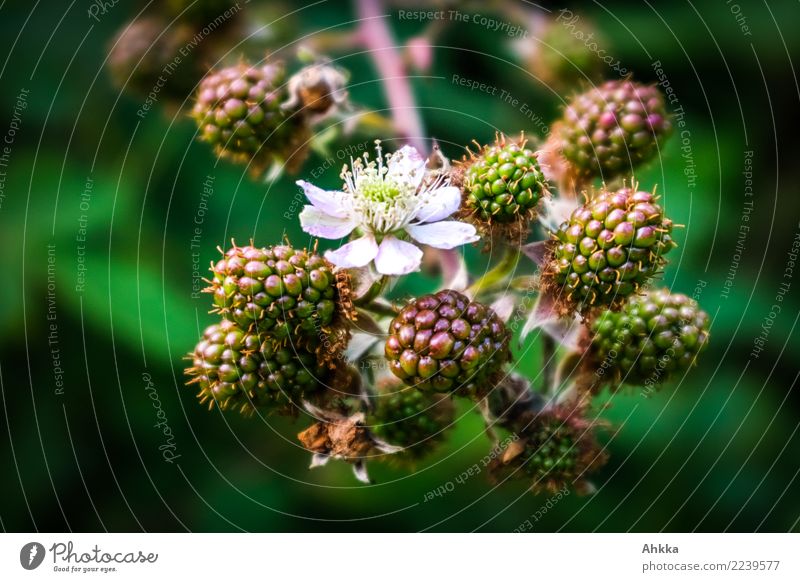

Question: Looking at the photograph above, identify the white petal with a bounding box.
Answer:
[299,205,356,239]
[538,196,579,232]
[310,453,330,468]
[324,234,379,268]
[405,221,479,249]
[296,180,349,218]
[374,236,423,275]
[490,294,516,322]
[413,185,462,223]
[387,145,426,189]
[352,461,372,484]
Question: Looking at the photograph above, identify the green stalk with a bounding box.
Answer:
[466,246,521,297]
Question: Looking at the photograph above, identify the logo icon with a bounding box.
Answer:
[20,542,46,570]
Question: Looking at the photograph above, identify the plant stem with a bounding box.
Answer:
[356,0,427,153]
[353,275,389,306]
[466,246,521,297]
[542,334,557,395]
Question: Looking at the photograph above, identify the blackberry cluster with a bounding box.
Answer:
[368,383,454,460]
[589,288,710,389]
[208,243,340,348]
[191,62,310,172]
[490,404,607,494]
[186,320,325,415]
[461,135,548,231]
[108,17,205,103]
[558,80,672,180]
[384,290,511,398]
[545,186,676,311]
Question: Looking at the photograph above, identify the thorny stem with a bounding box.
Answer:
[358,298,399,318]
[354,275,389,306]
[356,0,427,153]
[466,246,521,297]
[542,334,558,395]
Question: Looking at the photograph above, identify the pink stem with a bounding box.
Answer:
[356,0,427,153]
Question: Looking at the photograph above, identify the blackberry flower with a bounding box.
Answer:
[297,141,478,276]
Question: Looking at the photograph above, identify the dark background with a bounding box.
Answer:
[0,0,798,532]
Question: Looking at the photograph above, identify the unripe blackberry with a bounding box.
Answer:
[108,17,203,103]
[191,62,310,172]
[208,243,350,355]
[458,134,548,242]
[368,382,454,460]
[589,288,710,389]
[185,320,325,415]
[558,80,672,180]
[514,16,605,91]
[489,403,607,494]
[544,186,676,312]
[384,290,511,398]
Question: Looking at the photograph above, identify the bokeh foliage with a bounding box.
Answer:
[0,0,798,532]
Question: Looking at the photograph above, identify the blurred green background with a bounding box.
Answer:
[1,0,798,532]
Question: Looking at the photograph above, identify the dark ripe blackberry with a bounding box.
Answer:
[191,62,310,172]
[590,287,710,389]
[208,243,347,354]
[558,80,672,180]
[384,290,511,398]
[185,320,325,415]
[544,186,676,312]
[368,382,454,460]
[490,403,607,494]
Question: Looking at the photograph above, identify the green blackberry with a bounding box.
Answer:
[589,288,710,389]
[191,62,310,172]
[459,134,548,241]
[368,383,454,460]
[108,17,203,103]
[384,290,511,398]
[519,16,605,91]
[558,80,672,180]
[490,403,606,494]
[544,186,676,312]
[185,320,326,415]
[208,243,351,353]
